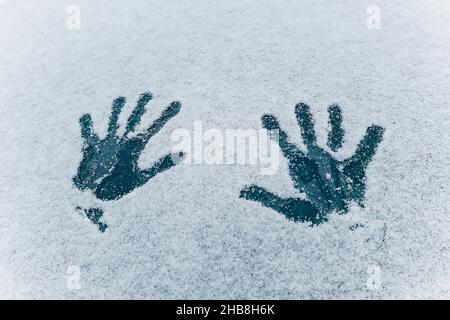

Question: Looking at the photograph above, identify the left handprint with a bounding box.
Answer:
[73,92,184,231]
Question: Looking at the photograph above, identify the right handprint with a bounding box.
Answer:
[240,103,384,225]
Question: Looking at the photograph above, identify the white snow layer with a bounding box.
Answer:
[1,0,450,299]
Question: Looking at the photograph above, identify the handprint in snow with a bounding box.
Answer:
[240,103,384,225]
[73,92,184,231]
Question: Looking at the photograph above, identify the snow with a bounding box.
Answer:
[1,0,450,299]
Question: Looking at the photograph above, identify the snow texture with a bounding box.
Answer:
[1,0,450,299]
